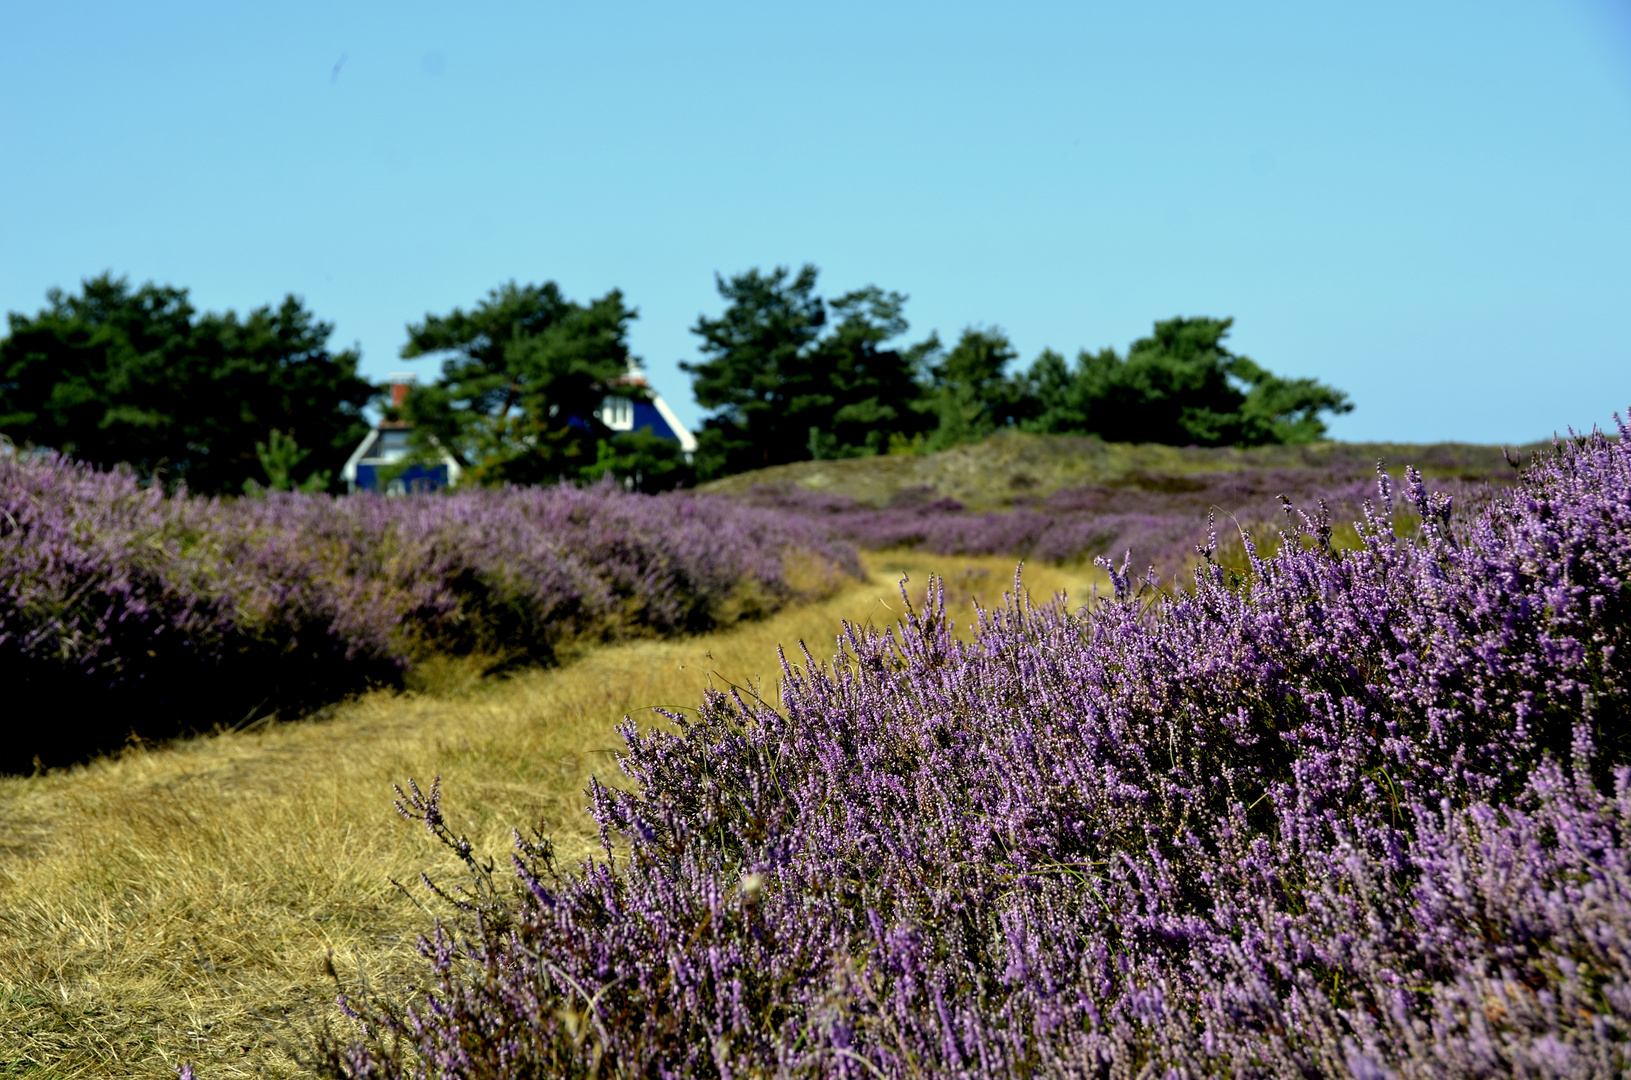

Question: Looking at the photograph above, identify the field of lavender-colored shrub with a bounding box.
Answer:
[734,464,1508,577]
[0,454,860,771]
[327,425,1630,1078]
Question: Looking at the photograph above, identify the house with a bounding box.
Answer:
[593,373,698,461]
[342,373,696,494]
[341,377,463,495]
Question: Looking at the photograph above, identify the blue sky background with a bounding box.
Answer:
[3,1,1629,444]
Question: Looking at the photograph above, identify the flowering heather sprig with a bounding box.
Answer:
[332,422,1631,1078]
[0,457,859,769]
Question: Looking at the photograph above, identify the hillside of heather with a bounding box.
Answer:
[706,430,1544,577]
[3,425,1626,1080]
[0,457,861,771]
[326,423,1631,1078]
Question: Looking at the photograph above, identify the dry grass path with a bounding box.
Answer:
[0,554,1098,1079]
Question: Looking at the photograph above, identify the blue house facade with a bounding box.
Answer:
[341,424,463,494]
[342,374,695,495]
[593,376,698,459]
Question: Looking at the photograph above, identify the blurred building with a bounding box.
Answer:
[341,376,462,495]
[343,372,695,494]
[592,373,698,461]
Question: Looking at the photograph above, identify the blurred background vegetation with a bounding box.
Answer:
[2,265,1354,494]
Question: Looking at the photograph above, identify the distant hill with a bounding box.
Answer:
[699,430,1543,511]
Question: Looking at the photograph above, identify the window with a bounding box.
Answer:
[600,396,634,431]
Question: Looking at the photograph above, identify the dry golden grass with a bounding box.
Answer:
[0,553,1100,1079]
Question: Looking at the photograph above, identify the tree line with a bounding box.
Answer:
[682,264,1350,477]
[0,268,1351,495]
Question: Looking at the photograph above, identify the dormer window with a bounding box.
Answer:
[377,429,412,458]
[599,396,635,431]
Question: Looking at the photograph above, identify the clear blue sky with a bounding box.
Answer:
[4,1,1629,444]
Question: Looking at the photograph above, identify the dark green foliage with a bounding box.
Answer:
[1021,316,1352,447]
[0,273,374,493]
[1229,352,1356,445]
[401,281,645,487]
[681,266,931,479]
[1020,346,1106,438]
[681,266,1352,478]
[681,265,831,478]
[814,287,933,459]
[580,426,696,493]
[919,327,1029,450]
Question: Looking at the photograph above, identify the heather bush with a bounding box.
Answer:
[737,466,1506,576]
[0,455,859,770]
[329,423,1630,1078]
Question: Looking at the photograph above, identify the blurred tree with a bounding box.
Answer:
[811,287,932,459]
[681,265,829,478]
[579,427,695,493]
[1230,353,1355,445]
[681,265,932,478]
[242,429,332,495]
[0,273,374,493]
[401,281,645,487]
[1019,346,1105,435]
[1021,317,1351,446]
[920,327,1028,450]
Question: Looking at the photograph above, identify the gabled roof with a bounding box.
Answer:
[595,386,698,455]
[341,425,463,490]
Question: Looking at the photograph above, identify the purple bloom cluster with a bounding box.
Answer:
[737,467,1504,575]
[0,454,859,769]
[330,424,1630,1078]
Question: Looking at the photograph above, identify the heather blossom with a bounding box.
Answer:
[327,422,1630,1078]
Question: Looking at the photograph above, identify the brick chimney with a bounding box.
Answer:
[388,372,417,410]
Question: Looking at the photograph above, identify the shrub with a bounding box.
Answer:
[328,423,1630,1077]
[0,456,860,770]
[736,466,1506,577]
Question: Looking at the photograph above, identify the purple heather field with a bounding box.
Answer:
[731,464,1509,581]
[0,454,859,769]
[322,424,1631,1078]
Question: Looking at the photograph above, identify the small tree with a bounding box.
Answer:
[242,429,332,495]
[401,282,642,487]
[920,327,1027,450]
[681,265,830,478]
[682,265,933,478]
[811,287,932,459]
[580,427,695,493]
[1021,317,1351,446]
[1230,354,1355,445]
